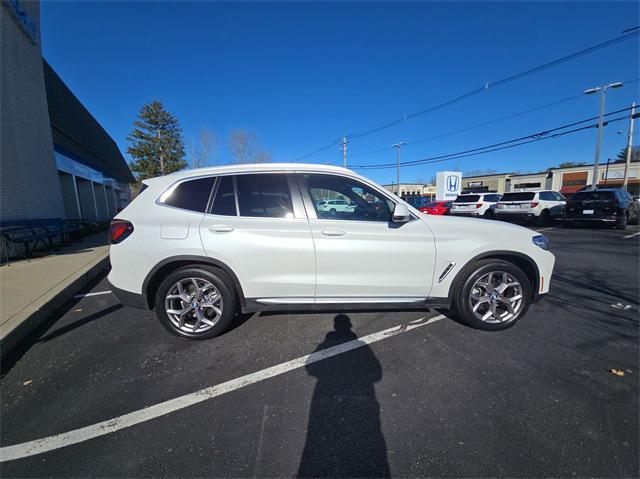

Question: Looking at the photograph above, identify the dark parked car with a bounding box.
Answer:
[564,189,640,230]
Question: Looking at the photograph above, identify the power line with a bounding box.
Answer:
[349,92,585,158]
[350,76,639,159]
[294,30,639,160]
[353,117,630,171]
[293,138,342,162]
[349,31,639,140]
[351,107,636,170]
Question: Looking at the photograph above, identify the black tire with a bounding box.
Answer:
[484,209,495,219]
[629,210,640,226]
[615,212,628,230]
[451,259,532,331]
[155,265,236,339]
[537,209,550,226]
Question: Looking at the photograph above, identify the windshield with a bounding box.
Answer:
[500,192,535,202]
[454,195,480,203]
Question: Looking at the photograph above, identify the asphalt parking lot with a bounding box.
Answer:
[1,224,638,477]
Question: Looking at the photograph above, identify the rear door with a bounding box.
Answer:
[298,173,436,302]
[199,173,316,302]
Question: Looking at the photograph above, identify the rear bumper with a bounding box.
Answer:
[109,282,149,310]
[495,211,536,221]
[450,211,480,217]
[565,215,616,222]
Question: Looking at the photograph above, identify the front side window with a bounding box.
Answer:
[236,174,293,218]
[304,174,394,222]
[161,177,215,212]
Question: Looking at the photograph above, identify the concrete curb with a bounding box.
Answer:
[0,256,110,359]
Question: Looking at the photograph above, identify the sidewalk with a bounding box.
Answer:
[0,233,110,355]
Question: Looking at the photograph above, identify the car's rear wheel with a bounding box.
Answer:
[452,259,532,331]
[155,266,236,339]
[616,212,628,230]
[537,209,550,226]
[484,209,494,219]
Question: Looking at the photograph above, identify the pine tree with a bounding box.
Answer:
[616,145,639,163]
[126,101,187,180]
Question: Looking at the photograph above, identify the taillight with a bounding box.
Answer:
[109,220,134,244]
[476,203,482,209]
[530,202,539,208]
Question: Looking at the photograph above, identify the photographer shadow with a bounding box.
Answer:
[298,314,390,478]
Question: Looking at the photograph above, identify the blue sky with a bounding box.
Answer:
[41,1,639,185]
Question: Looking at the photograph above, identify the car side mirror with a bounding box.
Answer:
[392,203,411,223]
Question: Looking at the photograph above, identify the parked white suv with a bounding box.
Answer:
[495,191,566,225]
[450,193,502,218]
[108,164,555,338]
[316,198,356,214]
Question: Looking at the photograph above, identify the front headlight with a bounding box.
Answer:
[532,235,549,250]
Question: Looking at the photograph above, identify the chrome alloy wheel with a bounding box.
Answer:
[164,277,223,333]
[469,271,523,323]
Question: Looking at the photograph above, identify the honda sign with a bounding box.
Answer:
[435,171,462,201]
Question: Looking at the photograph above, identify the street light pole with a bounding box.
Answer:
[342,136,348,168]
[623,102,636,190]
[585,82,623,189]
[392,142,406,196]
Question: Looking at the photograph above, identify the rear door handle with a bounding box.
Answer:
[321,228,346,237]
[209,224,234,233]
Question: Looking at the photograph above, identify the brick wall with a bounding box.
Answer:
[0,1,65,221]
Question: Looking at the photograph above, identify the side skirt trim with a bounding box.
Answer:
[242,297,451,314]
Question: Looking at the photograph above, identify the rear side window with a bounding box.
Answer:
[539,192,554,201]
[236,174,293,218]
[500,192,535,201]
[211,176,237,216]
[162,177,215,212]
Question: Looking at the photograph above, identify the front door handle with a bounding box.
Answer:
[209,224,234,233]
[321,228,346,237]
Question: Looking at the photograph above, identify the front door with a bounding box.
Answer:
[298,173,436,302]
[199,173,316,302]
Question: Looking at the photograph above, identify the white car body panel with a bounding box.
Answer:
[108,163,554,310]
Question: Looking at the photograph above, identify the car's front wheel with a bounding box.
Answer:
[155,265,236,339]
[452,259,532,331]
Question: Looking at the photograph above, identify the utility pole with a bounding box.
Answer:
[623,102,636,190]
[341,136,348,168]
[585,82,623,189]
[392,142,406,196]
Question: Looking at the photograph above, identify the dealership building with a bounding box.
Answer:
[1,0,133,223]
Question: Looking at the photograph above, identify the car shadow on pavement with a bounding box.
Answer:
[297,314,391,478]
[37,304,123,343]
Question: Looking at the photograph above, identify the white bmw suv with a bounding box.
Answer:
[108,164,555,339]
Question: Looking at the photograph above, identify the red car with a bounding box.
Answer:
[419,200,452,215]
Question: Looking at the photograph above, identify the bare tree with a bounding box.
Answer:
[229,130,271,164]
[188,129,218,168]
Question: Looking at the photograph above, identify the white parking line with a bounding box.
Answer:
[622,232,640,239]
[72,291,112,299]
[535,227,555,232]
[0,314,445,462]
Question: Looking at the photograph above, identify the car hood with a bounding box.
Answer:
[419,212,538,242]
